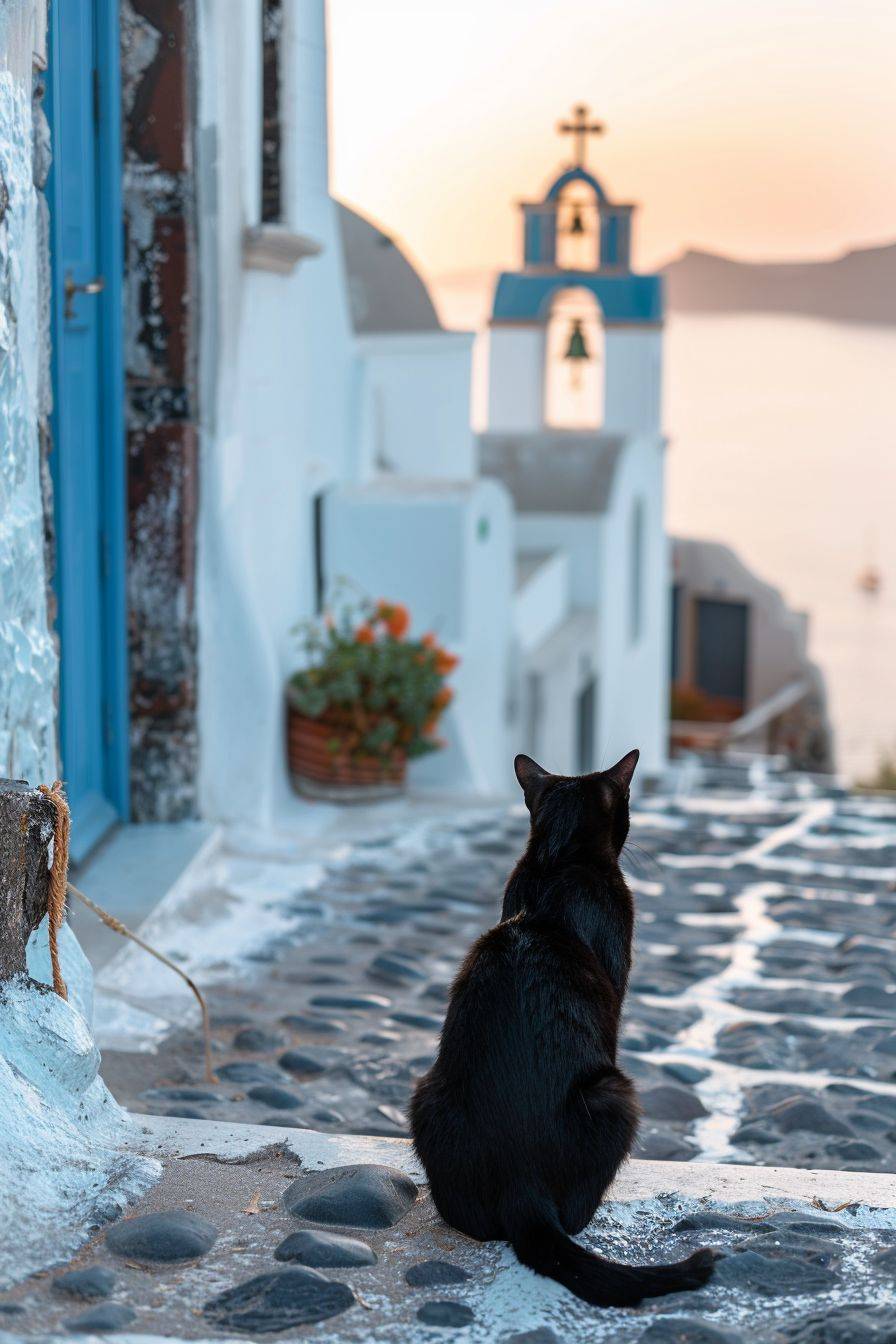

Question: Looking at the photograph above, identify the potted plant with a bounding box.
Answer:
[286,591,459,800]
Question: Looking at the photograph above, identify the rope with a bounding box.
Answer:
[38,781,70,1000]
[37,780,217,1084]
[66,879,218,1085]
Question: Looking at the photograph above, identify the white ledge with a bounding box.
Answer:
[132,1113,896,1211]
[242,223,323,274]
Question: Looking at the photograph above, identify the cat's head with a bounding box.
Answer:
[513,750,639,862]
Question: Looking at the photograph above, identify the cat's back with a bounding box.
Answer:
[437,909,613,1074]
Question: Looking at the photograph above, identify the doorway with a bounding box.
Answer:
[47,0,128,860]
[695,598,749,709]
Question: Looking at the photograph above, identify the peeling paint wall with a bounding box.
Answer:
[0,2,57,786]
[121,0,200,821]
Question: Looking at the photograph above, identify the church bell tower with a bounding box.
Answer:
[485,106,663,436]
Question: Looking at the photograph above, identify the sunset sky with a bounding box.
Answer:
[328,0,896,316]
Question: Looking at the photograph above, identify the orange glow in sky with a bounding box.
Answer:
[328,0,896,294]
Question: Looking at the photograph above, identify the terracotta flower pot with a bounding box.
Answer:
[286,696,407,802]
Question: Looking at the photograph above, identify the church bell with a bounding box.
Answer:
[568,205,586,235]
[563,317,589,362]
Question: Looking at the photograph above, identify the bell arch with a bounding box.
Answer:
[554,179,601,271]
[543,286,605,430]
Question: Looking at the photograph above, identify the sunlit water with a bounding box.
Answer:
[665,313,896,782]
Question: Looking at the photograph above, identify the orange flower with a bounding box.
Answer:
[435,648,459,675]
[383,602,410,639]
[433,685,453,710]
[421,632,437,649]
[355,624,375,644]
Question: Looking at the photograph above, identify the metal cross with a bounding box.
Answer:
[558,104,605,167]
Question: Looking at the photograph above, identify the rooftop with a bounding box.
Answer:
[479,429,626,513]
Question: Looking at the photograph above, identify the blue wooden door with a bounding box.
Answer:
[48,0,128,860]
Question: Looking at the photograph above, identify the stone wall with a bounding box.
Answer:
[121,0,200,820]
[0,2,57,786]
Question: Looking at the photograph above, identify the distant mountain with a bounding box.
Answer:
[663,241,896,325]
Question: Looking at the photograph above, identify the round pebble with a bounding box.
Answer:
[417,1300,475,1328]
[53,1267,116,1301]
[640,1084,708,1122]
[203,1268,355,1332]
[247,1084,301,1110]
[65,1304,136,1333]
[714,1249,833,1295]
[275,1228,376,1267]
[217,1061,288,1087]
[232,1026,285,1052]
[278,1050,327,1077]
[282,1164,418,1228]
[309,993,391,1011]
[280,1013,346,1036]
[406,1260,469,1287]
[106,1210,218,1262]
[390,1010,443,1031]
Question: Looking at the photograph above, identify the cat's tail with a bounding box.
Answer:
[504,1195,717,1309]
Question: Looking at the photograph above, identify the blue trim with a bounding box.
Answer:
[95,0,129,821]
[601,213,619,268]
[546,166,607,204]
[492,271,664,324]
[523,208,557,267]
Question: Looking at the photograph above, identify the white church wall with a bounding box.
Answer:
[515,515,603,608]
[486,325,546,430]
[0,2,57,786]
[514,549,571,655]
[520,611,597,775]
[603,327,663,435]
[324,478,514,794]
[356,331,475,480]
[195,0,359,826]
[594,435,668,778]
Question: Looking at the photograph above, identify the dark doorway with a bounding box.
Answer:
[670,583,682,681]
[576,676,597,773]
[695,598,749,705]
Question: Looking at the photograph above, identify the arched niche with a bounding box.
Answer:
[543,286,605,430]
[554,182,601,271]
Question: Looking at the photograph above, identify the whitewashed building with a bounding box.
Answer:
[1,3,670,866]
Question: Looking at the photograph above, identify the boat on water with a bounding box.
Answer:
[857,565,883,595]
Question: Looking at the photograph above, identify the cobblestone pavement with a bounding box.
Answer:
[1,1132,895,1342]
[100,762,896,1176]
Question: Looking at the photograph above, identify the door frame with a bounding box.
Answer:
[47,0,129,850]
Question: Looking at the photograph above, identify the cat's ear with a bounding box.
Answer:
[514,754,551,809]
[604,749,639,793]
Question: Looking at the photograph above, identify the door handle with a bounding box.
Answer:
[64,272,105,320]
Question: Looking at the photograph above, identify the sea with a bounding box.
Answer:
[438,274,896,782]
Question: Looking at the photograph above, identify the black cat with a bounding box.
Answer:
[410,750,716,1308]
